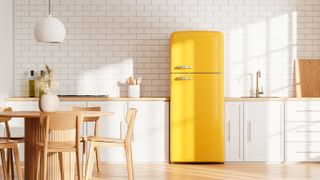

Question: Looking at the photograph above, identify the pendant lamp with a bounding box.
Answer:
[34,0,65,43]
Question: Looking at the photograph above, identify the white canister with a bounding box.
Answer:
[128,85,140,98]
[39,93,60,112]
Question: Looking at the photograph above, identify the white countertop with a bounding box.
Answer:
[225,97,320,101]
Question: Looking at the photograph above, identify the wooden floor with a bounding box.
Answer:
[89,163,320,180]
[1,163,320,179]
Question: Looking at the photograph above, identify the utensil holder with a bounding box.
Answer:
[128,85,140,98]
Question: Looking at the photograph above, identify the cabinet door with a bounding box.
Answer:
[225,102,243,162]
[128,101,169,162]
[87,101,127,162]
[5,101,39,161]
[244,101,284,162]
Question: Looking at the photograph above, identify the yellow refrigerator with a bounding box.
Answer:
[170,31,224,163]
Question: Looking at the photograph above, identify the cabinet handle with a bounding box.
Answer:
[120,121,123,139]
[296,110,320,112]
[227,121,231,142]
[175,77,192,81]
[296,130,320,133]
[175,66,192,69]
[247,121,251,142]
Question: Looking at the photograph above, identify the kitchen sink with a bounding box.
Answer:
[240,96,280,98]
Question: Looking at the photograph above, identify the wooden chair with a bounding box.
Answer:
[35,112,83,180]
[0,140,23,180]
[85,108,137,180]
[69,107,101,176]
[0,107,24,179]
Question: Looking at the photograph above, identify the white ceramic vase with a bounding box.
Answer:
[39,92,60,112]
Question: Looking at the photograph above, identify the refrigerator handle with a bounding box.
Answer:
[175,77,192,81]
[247,121,251,142]
[175,66,192,69]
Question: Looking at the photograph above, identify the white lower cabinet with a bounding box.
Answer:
[224,102,243,161]
[225,100,284,162]
[285,101,320,162]
[128,101,169,162]
[243,101,284,162]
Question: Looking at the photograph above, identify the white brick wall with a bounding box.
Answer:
[14,0,320,97]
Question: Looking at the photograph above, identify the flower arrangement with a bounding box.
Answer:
[39,64,57,94]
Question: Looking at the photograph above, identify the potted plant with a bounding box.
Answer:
[39,64,59,112]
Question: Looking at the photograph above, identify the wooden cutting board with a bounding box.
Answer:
[296,59,320,97]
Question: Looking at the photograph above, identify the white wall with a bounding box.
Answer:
[13,0,320,97]
[0,0,13,104]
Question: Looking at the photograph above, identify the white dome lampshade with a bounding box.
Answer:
[34,15,66,43]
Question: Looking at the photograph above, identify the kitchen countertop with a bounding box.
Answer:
[7,96,320,102]
[5,97,170,102]
[225,97,320,101]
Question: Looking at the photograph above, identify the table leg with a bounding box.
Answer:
[24,118,38,180]
[24,118,76,180]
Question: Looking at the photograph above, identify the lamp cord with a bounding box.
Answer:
[48,0,51,15]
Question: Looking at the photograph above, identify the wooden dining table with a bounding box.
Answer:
[0,111,113,180]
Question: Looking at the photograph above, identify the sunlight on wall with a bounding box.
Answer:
[67,58,134,97]
[227,12,297,97]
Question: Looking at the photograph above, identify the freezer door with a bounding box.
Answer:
[170,74,224,162]
[170,31,223,73]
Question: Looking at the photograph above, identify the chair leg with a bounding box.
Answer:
[1,149,9,180]
[85,143,96,180]
[12,144,23,180]
[7,149,12,179]
[76,149,81,180]
[95,147,101,173]
[58,152,64,180]
[35,148,41,180]
[42,150,48,180]
[125,144,134,180]
[82,140,86,177]
[10,149,14,180]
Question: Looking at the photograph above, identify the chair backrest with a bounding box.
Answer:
[69,106,101,122]
[40,111,83,130]
[124,108,138,142]
[40,111,83,146]
[0,107,12,122]
[0,107,13,138]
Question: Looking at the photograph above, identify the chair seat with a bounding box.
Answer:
[0,137,24,143]
[0,139,17,144]
[0,139,18,149]
[87,136,125,143]
[36,141,76,149]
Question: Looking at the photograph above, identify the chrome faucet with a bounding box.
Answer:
[256,71,264,97]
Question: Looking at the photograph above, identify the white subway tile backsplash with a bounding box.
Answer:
[14,0,320,97]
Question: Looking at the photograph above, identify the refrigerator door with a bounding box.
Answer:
[170,31,223,73]
[170,74,224,162]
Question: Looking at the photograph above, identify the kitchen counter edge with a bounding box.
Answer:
[225,97,320,101]
[5,97,170,102]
